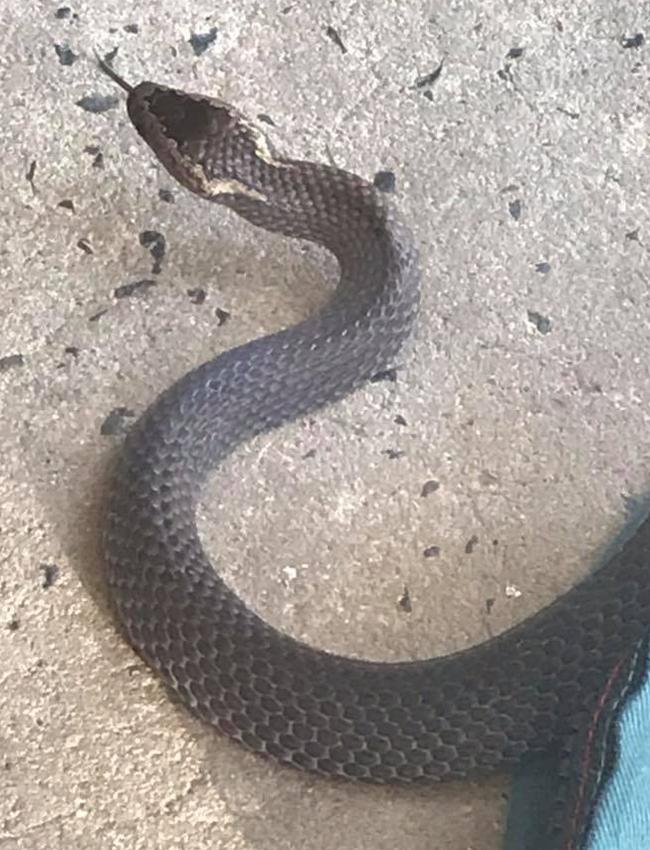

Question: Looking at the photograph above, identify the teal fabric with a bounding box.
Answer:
[503,647,650,850]
[587,647,650,848]
[503,503,650,850]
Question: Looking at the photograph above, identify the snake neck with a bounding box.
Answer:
[110,158,420,536]
[218,156,420,318]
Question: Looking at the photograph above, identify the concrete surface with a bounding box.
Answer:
[1,1,649,848]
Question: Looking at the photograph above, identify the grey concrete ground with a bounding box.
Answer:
[1,1,649,848]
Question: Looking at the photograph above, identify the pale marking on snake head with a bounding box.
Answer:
[185,161,268,202]
[243,118,284,168]
[237,113,287,168]
[207,178,269,202]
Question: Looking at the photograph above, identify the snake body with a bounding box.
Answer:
[102,65,650,784]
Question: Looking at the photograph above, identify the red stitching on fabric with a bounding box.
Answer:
[562,657,627,850]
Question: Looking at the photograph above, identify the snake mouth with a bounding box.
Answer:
[124,82,240,195]
[127,83,277,203]
[128,83,226,149]
[96,57,278,199]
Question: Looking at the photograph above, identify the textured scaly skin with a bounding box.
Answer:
[103,76,650,785]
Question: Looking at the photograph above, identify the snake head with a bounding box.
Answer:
[97,58,274,201]
[129,82,275,202]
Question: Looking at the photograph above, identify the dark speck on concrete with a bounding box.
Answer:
[465,535,479,554]
[83,145,104,169]
[382,448,405,460]
[75,94,119,114]
[325,25,347,53]
[54,6,72,18]
[303,448,317,459]
[622,33,644,49]
[506,47,524,59]
[189,27,218,56]
[26,160,36,188]
[486,597,496,614]
[0,354,25,373]
[7,617,19,631]
[373,170,396,193]
[497,66,512,83]
[423,545,440,558]
[101,407,136,436]
[394,414,407,426]
[188,287,207,305]
[158,188,174,203]
[64,346,80,357]
[605,167,624,185]
[413,61,444,89]
[77,238,93,255]
[139,230,166,275]
[124,23,139,33]
[40,563,60,589]
[215,308,231,326]
[421,479,440,497]
[625,228,640,242]
[88,309,107,323]
[557,106,580,119]
[114,279,156,299]
[535,261,551,274]
[370,368,397,383]
[527,310,552,334]
[54,43,77,65]
[508,199,523,221]
[58,199,74,211]
[257,114,276,126]
[398,586,412,613]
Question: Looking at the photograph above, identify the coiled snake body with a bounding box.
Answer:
[101,63,650,785]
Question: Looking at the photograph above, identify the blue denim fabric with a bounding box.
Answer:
[587,652,650,848]
[503,647,650,850]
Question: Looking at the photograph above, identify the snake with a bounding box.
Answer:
[99,59,650,787]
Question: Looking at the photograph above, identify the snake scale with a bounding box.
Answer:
[100,60,650,785]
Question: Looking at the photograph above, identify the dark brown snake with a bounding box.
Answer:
[100,60,650,786]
